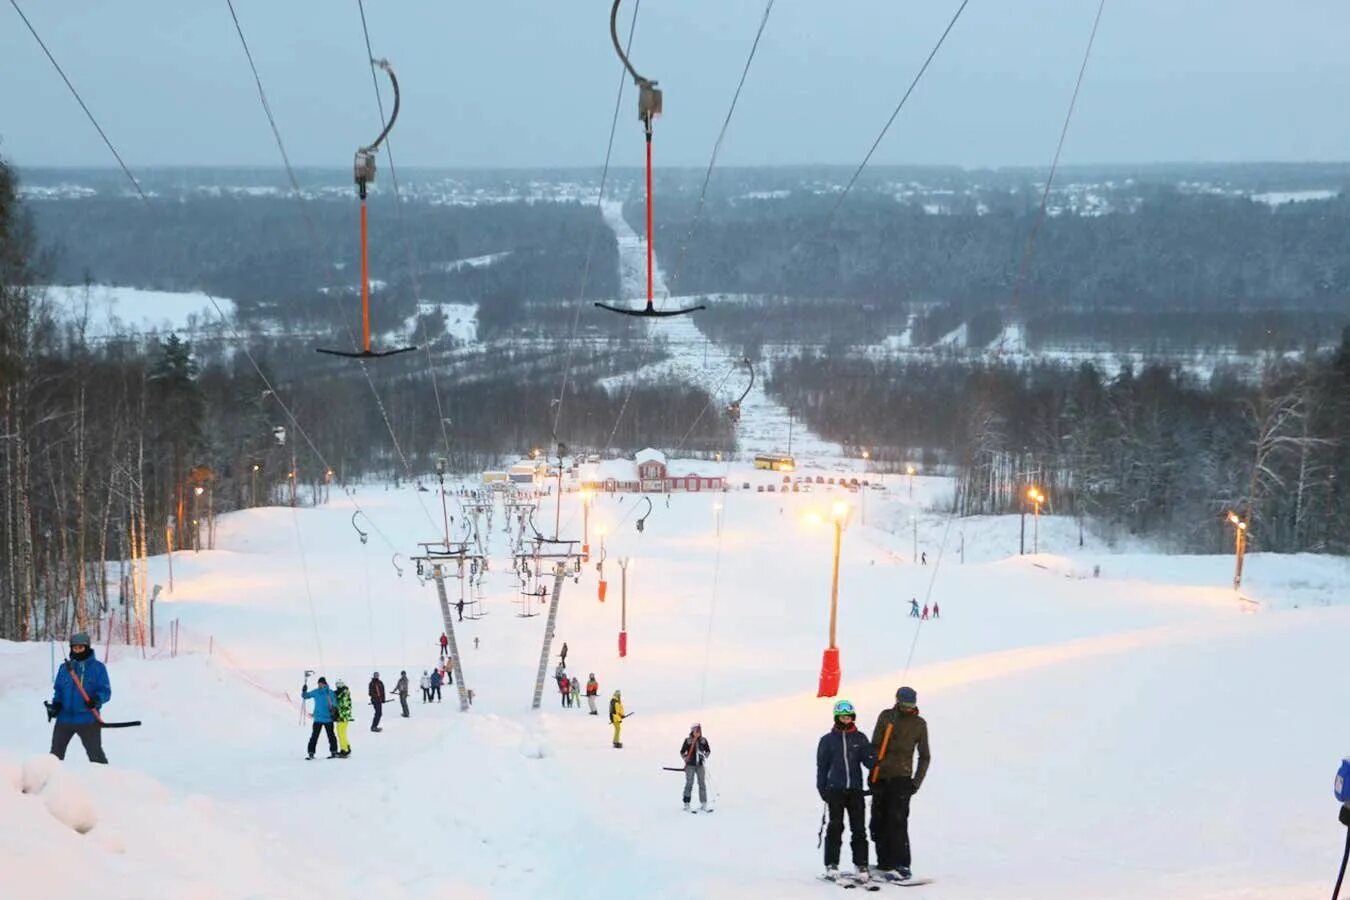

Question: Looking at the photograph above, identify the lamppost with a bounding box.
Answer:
[618,556,632,657]
[165,516,175,591]
[596,525,608,602]
[192,486,204,552]
[1027,487,1044,554]
[251,463,260,507]
[907,464,916,499]
[861,448,869,478]
[813,501,853,698]
[1227,512,1248,590]
[714,500,724,537]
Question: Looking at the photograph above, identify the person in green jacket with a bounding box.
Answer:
[334,680,354,758]
[869,686,931,883]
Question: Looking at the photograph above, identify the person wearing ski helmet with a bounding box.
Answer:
[869,686,931,883]
[48,631,112,764]
[608,690,625,748]
[816,699,877,883]
[680,723,712,811]
[333,679,354,757]
[302,676,339,759]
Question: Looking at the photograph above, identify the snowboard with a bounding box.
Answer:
[818,873,880,891]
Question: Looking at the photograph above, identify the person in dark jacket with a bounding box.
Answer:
[394,670,410,717]
[302,676,338,759]
[48,632,111,764]
[430,667,442,702]
[680,723,711,811]
[368,672,386,732]
[817,699,877,882]
[869,686,931,883]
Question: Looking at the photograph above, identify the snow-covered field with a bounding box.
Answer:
[40,284,235,340]
[2,469,1348,900]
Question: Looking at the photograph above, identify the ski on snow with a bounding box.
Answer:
[818,874,880,891]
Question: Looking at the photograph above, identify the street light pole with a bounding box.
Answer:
[582,490,591,561]
[816,502,851,698]
[618,556,631,657]
[907,464,915,499]
[1026,487,1044,555]
[1228,512,1248,589]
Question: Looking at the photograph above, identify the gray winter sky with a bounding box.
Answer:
[3,1,1348,171]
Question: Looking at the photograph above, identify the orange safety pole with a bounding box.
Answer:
[360,199,371,353]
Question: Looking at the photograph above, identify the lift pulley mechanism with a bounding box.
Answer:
[317,58,417,359]
[635,495,653,533]
[351,511,369,545]
[594,0,705,320]
[391,553,404,578]
[727,356,755,424]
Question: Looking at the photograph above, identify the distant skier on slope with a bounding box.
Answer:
[909,598,920,619]
[456,598,465,621]
[420,670,431,703]
[333,679,354,758]
[817,699,877,884]
[680,723,712,811]
[869,686,931,884]
[609,690,626,748]
[368,672,386,732]
[560,642,569,666]
[931,602,940,620]
[558,673,572,708]
[585,673,599,715]
[570,676,582,710]
[921,604,929,621]
[302,676,338,760]
[394,670,411,717]
[430,668,442,702]
[439,632,449,657]
[48,631,111,764]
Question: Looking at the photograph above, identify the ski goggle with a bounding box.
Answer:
[833,700,856,717]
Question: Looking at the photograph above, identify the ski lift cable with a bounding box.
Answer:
[353,0,454,463]
[14,3,409,561]
[664,0,775,302]
[900,1,1109,678]
[696,455,734,712]
[221,3,444,536]
[551,0,641,442]
[290,505,326,672]
[6,0,147,202]
[830,0,971,218]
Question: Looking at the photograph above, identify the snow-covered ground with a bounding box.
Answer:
[2,470,1347,899]
[40,284,235,340]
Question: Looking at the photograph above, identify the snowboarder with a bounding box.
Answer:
[302,676,338,759]
[430,667,443,702]
[456,598,465,621]
[909,598,920,618]
[921,552,927,566]
[570,676,582,709]
[585,673,599,715]
[439,632,449,658]
[560,642,569,666]
[680,723,711,811]
[921,604,929,621]
[931,602,940,620]
[420,670,431,703]
[558,673,571,708]
[869,686,931,883]
[394,670,411,717]
[333,679,354,757]
[368,672,386,732]
[474,637,480,650]
[48,631,111,764]
[609,690,626,747]
[817,699,876,883]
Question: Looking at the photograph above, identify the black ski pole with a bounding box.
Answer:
[816,804,827,849]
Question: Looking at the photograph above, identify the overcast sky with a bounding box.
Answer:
[3,1,1348,171]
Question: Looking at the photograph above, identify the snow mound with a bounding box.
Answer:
[20,754,56,795]
[42,767,97,833]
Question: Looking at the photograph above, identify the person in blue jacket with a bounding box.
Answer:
[49,631,111,764]
[816,699,877,883]
[302,676,339,760]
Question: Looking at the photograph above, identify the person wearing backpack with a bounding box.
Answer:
[302,676,338,760]
[869,686,931,884]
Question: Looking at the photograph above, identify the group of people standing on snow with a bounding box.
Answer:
[816,686,931,886]
[908,597,940,620]
[300,670,411,759]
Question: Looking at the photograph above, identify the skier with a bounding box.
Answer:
[558,673,571,708]
[474,637,480,650]
[921,604,929,621]
[48,631,111,764]
[869,686,931,883]
[302,676,339,760]
[680,723,712,811]
[439,632,449,658]
[921,552,927,566]
[333,679,354,757]
[932,602,940,619]
[420,670,431,703]
[394,670,411,717]
[560,641,569,666]
[817,699,876,884]
[430,668,443,702]
[456,598,465,621]
[585,673,599,715]
[368,672,386,732]
[609,690,626,748]
[909,598,920,618]
[570,676,582,710]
